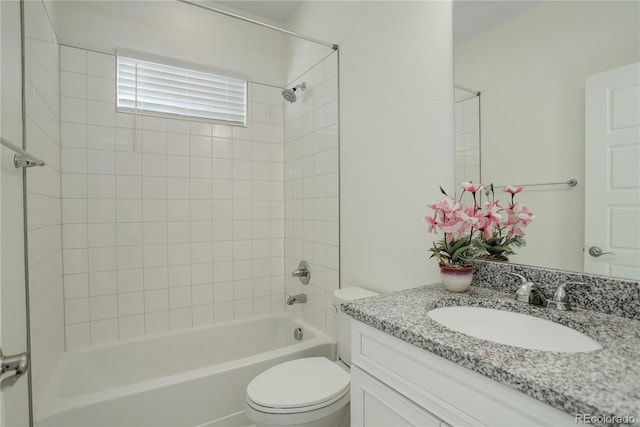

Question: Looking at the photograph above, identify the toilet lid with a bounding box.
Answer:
[246,357,350,410]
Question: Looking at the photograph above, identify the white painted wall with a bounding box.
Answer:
[47,0,288,86]
[455,1,640,272]
[287,1,455,293]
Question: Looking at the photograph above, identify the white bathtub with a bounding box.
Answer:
[37,315,335,427]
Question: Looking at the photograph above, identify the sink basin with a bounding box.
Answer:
[428,306,602,353]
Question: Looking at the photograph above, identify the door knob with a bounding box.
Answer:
[588,246,614,257]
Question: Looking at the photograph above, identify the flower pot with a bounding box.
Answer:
[440,266,473,292]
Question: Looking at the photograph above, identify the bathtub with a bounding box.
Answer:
[37,314,335,427]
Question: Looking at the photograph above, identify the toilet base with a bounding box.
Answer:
[245,399,350,427]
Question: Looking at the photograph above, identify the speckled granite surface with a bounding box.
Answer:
[472,260,640,320]
[343,285,640,426]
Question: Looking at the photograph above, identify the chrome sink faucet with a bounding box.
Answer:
[509,273,548,307]
[508,273,583,311]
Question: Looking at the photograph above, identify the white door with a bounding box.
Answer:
[585,62,640,280]
[1,1,32,425]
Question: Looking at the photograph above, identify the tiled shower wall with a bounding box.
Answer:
[60,46,287,348]
[284,52,339,338]
[24,0,64,407]
[454,96,480,188]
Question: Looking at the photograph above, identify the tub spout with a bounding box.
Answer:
[287,294,307,305]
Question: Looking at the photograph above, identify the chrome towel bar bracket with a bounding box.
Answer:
[1,137,46,168]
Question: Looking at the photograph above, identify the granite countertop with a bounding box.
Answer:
[343,284,640,424]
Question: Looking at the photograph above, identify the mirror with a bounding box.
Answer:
[453,1,640,279]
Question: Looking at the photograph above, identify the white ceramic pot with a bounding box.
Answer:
[440,266,473,292]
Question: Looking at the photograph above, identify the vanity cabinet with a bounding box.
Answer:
[350,320,575,427]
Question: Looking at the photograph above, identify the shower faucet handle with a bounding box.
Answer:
[291,260,311,285]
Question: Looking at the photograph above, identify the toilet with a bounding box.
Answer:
[244,287,379,427]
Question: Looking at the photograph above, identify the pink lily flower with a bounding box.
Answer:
[461,181,484,193]
[508,203,536,226]
[440,221,466,243]
[424,215,437,233]
[503,185,523,195]
[429,197,460,215]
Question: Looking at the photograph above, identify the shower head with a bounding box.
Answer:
[282,82,306,103]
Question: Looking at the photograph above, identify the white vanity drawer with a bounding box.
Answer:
[351,320,575,426]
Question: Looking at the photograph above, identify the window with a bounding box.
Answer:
[117,55,247,126]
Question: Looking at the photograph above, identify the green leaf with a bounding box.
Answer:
[451,245,469,262]
[486,236,500,246]
[488,245,512,254]
[450,239,468,253]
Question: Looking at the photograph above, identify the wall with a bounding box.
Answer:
[284,52,339,336]
[47,0,287,86]
[60,46,286,348]
[286,1,455,295]
[24,0,65,410]
[454,1,640,271]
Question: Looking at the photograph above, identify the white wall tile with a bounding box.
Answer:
[87,51,115,79]
[193,304,214,326]
[65,323,90,349]
[61,71,86,99]
[88,175,115,199]
[61,64,289,346]
[87,223,116,248]
[119,315,145,340]
[214,302,234,323]
[90,318,118,344]
[145,289,169,312]
[88,247,117,272]
[118,292,144,317]
[87,125,115,151]
[117,269,143,293]
[145,311,169,335]
[89,271,117,296]
[62,224,87,249]
[87,101,115,127]
[65,298,90,324]
[170,308,192,330]
[61,148,86,173]
[61,46,87,74]
[87,76,113,103]
[117,246,143,270]
[64,274,89,299]
[116,175,142,199]
[63,249,88,274]
[87,149,115,174]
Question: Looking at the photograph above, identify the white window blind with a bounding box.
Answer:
[117,56,247,125]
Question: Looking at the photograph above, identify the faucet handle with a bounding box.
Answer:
[507,272,536,303]
[549,282,583,310]
[506,272,528,284]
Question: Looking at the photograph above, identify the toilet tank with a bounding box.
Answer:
[333,287,379,366]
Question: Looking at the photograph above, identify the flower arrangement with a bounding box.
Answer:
[425,182,535,268]
[478,184,536,260]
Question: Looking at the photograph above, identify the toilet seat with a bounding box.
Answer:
[246,357,350,414]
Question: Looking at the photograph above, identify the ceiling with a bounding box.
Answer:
[210,1,539,42]
[212,1,301,24]
[453,1,539,43]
